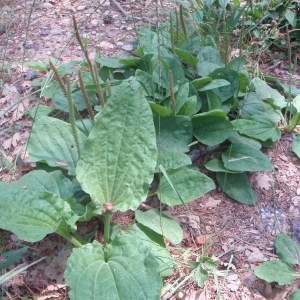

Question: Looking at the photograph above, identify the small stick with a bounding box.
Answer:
[110,0,130,20]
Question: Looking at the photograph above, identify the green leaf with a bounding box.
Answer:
[222,143,272,172]
[290,289,300,300]
[175,83,198,115]
[172,48,198,67]
[197,47,224,77]
[208,68,240,102]
[42,81,88,112]
[65,238,162,300]
[275,234,300,266]
[191,77,212,90]
[150,102,173,117]
[24,61,47,71]
[76,79,157,213]
[205,159,241,173]
[232,118,281,142]
[216,172,257,205]
[156,150,191,172]
[28,116,86,173]
[292,135,300,159]
[120,224,174,276]
[135,210,183,244]
[29,104,53,119]
[159,168,215,206]
[0,170,78,242]
[154,115,193,152]
[0,188,68,242]
[198,79,230,92]
[136,69,156,97]
[95,57,126,68]
[239,92,281,123]
[227,57,246,71]
[151,53,185,90]
[192,263,208,287]
[252,77,286,109]
[0,247,28,269]
[292,95,300,112]
[254,261,297,285]
[192,110,233,146]
[228,132,262,149]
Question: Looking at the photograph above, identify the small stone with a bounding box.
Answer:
[39,29,49,36]
[227,283,239,292]
[76,5,86,11]
[24,69,39,80]
[122,44,134,51]
[126,26,133,31]
[60,18,71,26]
[292,196,300,206]
[50,28,62,35]
[100,41,114,50]
[91,19,98,27]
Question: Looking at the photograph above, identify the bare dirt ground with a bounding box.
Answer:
[1,1,300,299]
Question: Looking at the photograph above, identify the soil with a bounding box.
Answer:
[1,1,300,299]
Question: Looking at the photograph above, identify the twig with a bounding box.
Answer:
[110,0,130,20]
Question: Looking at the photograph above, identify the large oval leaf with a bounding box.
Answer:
[154,115,193,153]
[65,238,162,300]
[156,150,191,172]
[292,135,300,159]
[118,224,174,277]
[239,92,281,123]
[159,168,215,206]
[28,116,86,173]
[275,234,300,265]
[192,110,233,146]
[0,170,77,242]
[216,172,257,205]
[135,209,183,244]
[76,79,157,212]
[252,77,286,109]
[222,143,272,172]
[254,261,297,285]
[232,118,280,142]
[0,171,78,242]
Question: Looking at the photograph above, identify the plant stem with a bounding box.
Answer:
[66,76,81,156]
[56,230,86,248]
[103,211,112,245]
[179,4,187,39]
[168,70,176,115]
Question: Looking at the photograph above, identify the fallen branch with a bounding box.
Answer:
[110,0,130,20]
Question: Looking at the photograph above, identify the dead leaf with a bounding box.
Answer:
[202,197,222,207]
[254,173,273,190]
[12,98,30,121]
[195,234,210,245]
[245,247,265,263]
[184,290,208,300]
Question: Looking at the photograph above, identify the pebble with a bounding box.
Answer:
[24,69,39,80]
[100,41,114,50]
[122,44,134,51]
[91,19,98,27]
[50,29,62,35]
[76,5,86,11]
[60,18,71,26]
[39,29,49,36]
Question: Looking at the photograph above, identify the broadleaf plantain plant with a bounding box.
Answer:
[0,78,215,299]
